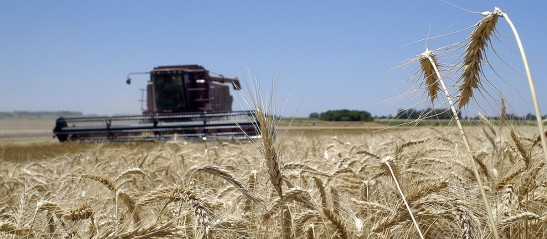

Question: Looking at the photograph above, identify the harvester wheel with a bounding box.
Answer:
[54,118,69,142]
[57,134,68,142]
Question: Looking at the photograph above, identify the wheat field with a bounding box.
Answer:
[1,120,546,238]
[2,5,547,238]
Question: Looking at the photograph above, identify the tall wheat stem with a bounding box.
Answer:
[423,51,499,239]
[502,12,547,164]
[256,108,290,238]
[382,157,424,239]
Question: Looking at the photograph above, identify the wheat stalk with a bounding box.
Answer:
[500,10,547,164]
[421,48,499,239]
[255,107,292,238]
[381,156,424,239]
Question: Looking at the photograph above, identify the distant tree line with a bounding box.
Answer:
[470,113,546,121]
[374,108,544,120]
[0,111,83,118]
[521,113,546,121]
[309,109,373,122]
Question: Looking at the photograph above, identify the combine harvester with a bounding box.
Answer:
[53,65,260,142]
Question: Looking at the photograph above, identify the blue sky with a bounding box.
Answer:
[1,1,546,118]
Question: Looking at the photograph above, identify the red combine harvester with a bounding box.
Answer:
[53,65,260,142]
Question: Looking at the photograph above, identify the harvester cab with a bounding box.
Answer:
[128,65,242,115]
[53,65,260,142]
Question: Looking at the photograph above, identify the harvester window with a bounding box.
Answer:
[153,74,186,111]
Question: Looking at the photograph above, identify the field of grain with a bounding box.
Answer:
[1,116,546,238]
[0,118,56,143]
[2,5,547,239]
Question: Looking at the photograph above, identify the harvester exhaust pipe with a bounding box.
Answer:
[126,72,150,85]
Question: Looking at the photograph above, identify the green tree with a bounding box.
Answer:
[309,112,320,119]
[318,109,373,122]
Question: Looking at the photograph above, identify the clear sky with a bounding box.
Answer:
[1,1,546,118]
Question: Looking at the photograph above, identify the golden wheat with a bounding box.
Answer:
[459,8,502,108]
[0,125,546,238]
[419,49,440,102]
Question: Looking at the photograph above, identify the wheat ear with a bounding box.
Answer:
[421,49,499,239]
[305,224,315,239]
[323,208,350,239]
[115,222,176,239]
[459,8,502,108]
[114,168,147,182]
[256,108,291,238]
[256,108,283,198]
[62,201,93,221]
[509,128,531,168]
[313,177,329,210]
[500,212,540,226]
[243,170,257,213]
[312,177,350,238]
[419,49,440,102]
[194,165,262,203]
[82,174,116,192]
[0,222,31,237]
[118,191,141,225]
[501,10,547,164]
[262,188,315,221]
[138,185,211,237]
